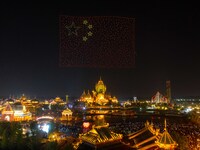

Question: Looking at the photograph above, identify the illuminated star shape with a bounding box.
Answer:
[65,22,81,36]
[83,20,88,25]
[88,31,93,36]
[83,36,88,41]
[88,24,93,29]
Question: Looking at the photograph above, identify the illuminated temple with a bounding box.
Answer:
[122,121,160,149]
[155,119,178,149]
[79,78,118,106]
[122,120,178,150]
[1,94,32,121]
[60,107,73,121]
[1,102,32,121]
[76,115,124,149]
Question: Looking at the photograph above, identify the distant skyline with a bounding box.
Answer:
[0,1,200,99]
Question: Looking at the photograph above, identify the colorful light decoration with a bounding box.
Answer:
[36,116,54,121]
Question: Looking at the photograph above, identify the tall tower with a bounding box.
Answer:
[66,95,69,104]
[166,80,171,103]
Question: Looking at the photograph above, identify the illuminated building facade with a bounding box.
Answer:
[1,103,14,121]
[80,78,119,106]
[123,120,178,150]
[12,102,32,121]
[123,120,160,149]
[17,94,39,114]
[151,91,169,104]
[61,108,73,121]
[1,102,32,121]
[49,96,66,109]
[155,119,178,149]
[77,115,123,149]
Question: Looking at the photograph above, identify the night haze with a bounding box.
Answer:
[0,1,200,99]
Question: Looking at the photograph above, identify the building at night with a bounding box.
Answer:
[60,107,73,121]
[155,119,178,149]
[16,94,39,114]
[76,115,124,149]
[122,120,160,149]
[1,103,14,121]
[122,120,178,150]
[1,102,32,121]
[49,96,65,106]
[151,91,169,104]
[79,78,119,106]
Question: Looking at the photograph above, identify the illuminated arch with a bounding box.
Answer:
[36,116,54,121]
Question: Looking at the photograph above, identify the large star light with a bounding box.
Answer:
[65,22,81,36]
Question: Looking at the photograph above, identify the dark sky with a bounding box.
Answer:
[0,1,200,99]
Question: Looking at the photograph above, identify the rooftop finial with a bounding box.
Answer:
[164,118,167,131]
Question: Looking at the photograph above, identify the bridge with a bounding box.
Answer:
[36,116,54,121]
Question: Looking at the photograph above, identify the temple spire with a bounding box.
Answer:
[164,118,167,131]
[155,118,178,149]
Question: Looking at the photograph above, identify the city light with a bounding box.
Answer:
[38,123,50,133]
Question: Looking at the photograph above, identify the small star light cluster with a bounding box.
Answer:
[60,16,135,68]
[82,20,93,42]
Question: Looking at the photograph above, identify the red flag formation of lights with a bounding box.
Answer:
[59,16,135,68]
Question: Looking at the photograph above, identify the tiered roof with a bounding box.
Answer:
[123,121,159,149]
[81,126,122,146]
[155,119,178,149]
[2,103,14,114]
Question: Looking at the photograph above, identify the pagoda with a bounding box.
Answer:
[155,119,178,149]
[76,115,124,149]
[122,120,160,149]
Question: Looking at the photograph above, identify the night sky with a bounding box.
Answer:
[0,1,200,99]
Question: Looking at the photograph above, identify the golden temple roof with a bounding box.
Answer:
[80,126,122,145]
[81,90,86,97]
[79,114,122,148]
[2,103,13,112]
[122,120,160,150]
[95,77,107,94]
[86,90,91,97]
[55,96,62,102]
[62,108,73,114]
[156,119,178,149]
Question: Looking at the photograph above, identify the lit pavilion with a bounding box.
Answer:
[122,119,178,150]
[76,115,124,149]
[155,119,178,149]
[122,120,160,149]
[60,107,73,121]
